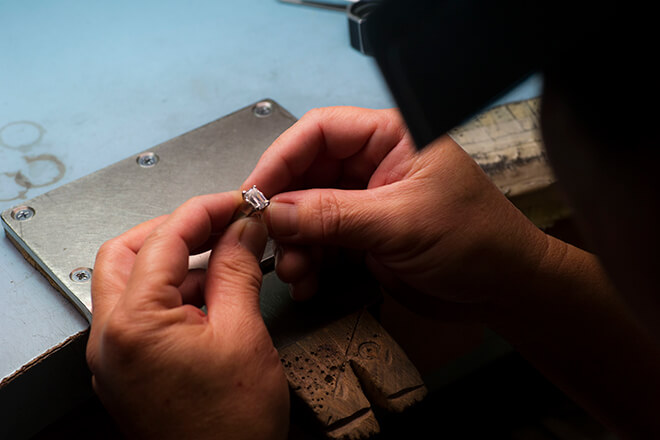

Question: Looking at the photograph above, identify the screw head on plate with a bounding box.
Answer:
[137,152,159,167]
[12,206,35,221]
[70,267,92,283]
[253,101,273,118]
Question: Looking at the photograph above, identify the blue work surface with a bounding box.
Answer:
[0,0,539,436]
[0,0,392,380]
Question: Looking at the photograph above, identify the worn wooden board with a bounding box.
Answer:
[451,98,569,228]
[452,98,551,197]
[280,310,427,439]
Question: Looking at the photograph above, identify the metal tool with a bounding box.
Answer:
[278,0,381,55]
[278,0,353,12]
[346,0,381,55]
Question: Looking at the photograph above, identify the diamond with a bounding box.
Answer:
[243,186,269,211]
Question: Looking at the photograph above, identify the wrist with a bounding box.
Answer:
[483,231,613,329]
[480,227,558,325]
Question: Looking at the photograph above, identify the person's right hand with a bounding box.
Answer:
[242,107,550,318]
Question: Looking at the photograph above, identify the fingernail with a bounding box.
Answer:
[239,218,268,258]
[267,201,298,237]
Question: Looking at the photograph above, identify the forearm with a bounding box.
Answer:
[487,235,660,438]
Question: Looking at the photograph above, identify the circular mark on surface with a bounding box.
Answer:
[18,154,66,188]
[70,267,93,283]
[0,121,45,150]
[253,101,273,118]
[358,341,380,360]
[0,154,67,202]
[137,152,159,167]
[0,174,29,202]
[11,205,35,221]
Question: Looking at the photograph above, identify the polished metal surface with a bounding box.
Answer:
[1,99,295,321]
[347,1,381,55]
[278,0,351,12]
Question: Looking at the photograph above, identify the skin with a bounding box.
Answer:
[88,103,660,437]
[245,106,660,437]
[541,78,660,336]
[247,108,548,308]
[86,193,289,439]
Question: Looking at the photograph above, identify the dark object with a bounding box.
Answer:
[367,0,615,150]
[347,0,382,55]
[278,0,347,12]
[279,0,384,56]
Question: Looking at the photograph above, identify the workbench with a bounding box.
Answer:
[0,1,540,437]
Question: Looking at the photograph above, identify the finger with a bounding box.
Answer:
[124,192,242,311]
[113,215,170,253]
[205,217,268,324]
[264,185,407,251]
[274,244,315,283]
[274,244,322,301]
[242,107,407,196]
[178,269,206,308]
[91,215,169,322]
[190,232,223,256]
[290,272,319,302]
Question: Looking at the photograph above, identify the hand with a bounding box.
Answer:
[243,107,549,317]
[86,193,289,440]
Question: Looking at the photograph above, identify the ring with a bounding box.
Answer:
[233,185,270,221]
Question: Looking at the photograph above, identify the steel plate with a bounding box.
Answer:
[2,100,295,321]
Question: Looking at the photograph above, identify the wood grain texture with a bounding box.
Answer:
[450,98,571,228]
[280,310,427,439]
[451,98,553,198]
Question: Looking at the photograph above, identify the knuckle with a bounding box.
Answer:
[102,316,130,347]
[301,107,325,123]
[96,238,120,260]
[147,225,166,242]
[85,344,99,373]
[99,313,144,360]
[312,190,343,240]
[185,195,205,210]
[384,113,409,143]
[174,197,208,225]
[214,253,263,292]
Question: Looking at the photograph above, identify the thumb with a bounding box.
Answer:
[204,217,268,322]
[264,187,398,250]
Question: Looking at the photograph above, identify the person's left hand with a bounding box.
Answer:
[86,192,289,440]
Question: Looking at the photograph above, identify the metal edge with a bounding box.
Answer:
[1,98,294,323]
[1,212,93,322]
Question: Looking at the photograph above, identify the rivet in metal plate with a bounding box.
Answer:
[12,206,35,221]
[70,267,92,283]
[137,152,159,167]
[253,101,273,118]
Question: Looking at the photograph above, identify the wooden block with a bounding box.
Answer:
[450,98,554,199]
[346,311,427,413]
[279,310,427,439]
